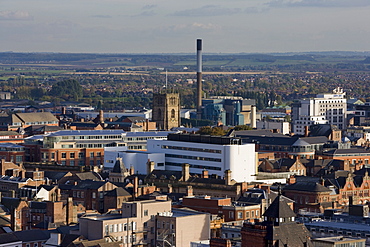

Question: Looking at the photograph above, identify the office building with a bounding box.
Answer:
[147,133,257,182]
[292,87,347,135]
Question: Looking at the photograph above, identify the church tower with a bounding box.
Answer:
[152,93,180,130]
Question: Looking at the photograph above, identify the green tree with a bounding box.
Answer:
[196,126,226,136]
[49,79,83,100]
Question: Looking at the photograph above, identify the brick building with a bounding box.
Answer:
[241,193,313,247]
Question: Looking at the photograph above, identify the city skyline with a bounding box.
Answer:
[1,0,370,54]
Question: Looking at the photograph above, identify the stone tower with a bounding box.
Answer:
[152,93,180,130]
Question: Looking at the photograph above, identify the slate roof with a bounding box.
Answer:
[121,116,147,123]
[112,159,126,173]
[309,124,338,138]
[0,131,21,136]
[237,188,266,204]
[76,172,102,181]
[44,171,69,181]
[12,229,50,242]
[284,182,331,193]
[324,148,370,156]
[15,112,58,123]
[74,180,107,190]
[299,136,329,145]
[105,187,131,197]
[263,195,296,219]
[30,201,47,210]
[0,215,11,226]
[267,223,313,246]
[0,233,20,244]
[273,158,298,169]
[1,197,21,210]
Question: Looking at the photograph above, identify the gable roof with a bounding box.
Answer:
[263,195,296,219]
[15,112,58,123]
[284,182,331,193]
[12,229,50,242]
[105,187,131,197]
[74,180,107,190]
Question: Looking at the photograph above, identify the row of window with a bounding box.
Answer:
[165,154,221,162]
[165,162,222,171]
[105,222,137,234]
[161,145,222,154]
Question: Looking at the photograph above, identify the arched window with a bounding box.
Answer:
[171,109,175,119]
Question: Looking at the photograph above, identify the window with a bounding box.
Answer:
[70,153,75,159]
[144,209,148,216]
[90,152,94,158]
[92,192,96,198]
[70,160,75,166]
[238,212,243,219]
[229,211,234,219]
[16,155,22,163]
[61,153,66,158]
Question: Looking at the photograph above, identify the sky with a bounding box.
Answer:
[1,0,370,53]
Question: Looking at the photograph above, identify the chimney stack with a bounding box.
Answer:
[186,185,193,197]
[147,160,155,175]
[182,163,190,181]
[224,170,232,185]
[202,169,209,179]
[196,39,202,119]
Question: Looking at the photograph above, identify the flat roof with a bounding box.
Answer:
[306,221,370,232]
[47,130,125,137]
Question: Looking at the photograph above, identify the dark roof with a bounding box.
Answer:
[12,229,50,241]
[1,197,21,211]
[263,195,296,219]
[70,122,100,127]
[237,188,266,204]
[121,116,146,123]
[237,134,298,146]
[76,172,102,181]
[273,158,298,169]
[0,215,11,226]
[112,158,126,173]
[39,184,56,191]
[74,180,107,190]
[0,233,20,244]
[284,182,331,193]
[309,124,338,137]
[44,171,69,181]
[299,136,329,145]
[267,222,313,246]
[30,201,47,210]
[105,187,131,197]
[324,148,370,156]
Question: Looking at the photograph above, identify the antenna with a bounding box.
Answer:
[165,69,168,90]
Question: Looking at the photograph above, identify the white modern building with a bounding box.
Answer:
[104,149,165,173]
[146,133,257,182]
[292,87,347,135]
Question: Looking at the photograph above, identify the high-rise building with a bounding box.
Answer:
[152,93,180,130]
[292,87,347,135]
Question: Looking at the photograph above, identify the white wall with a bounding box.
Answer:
[147,139,256,182]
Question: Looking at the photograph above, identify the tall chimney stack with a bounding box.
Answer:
[196,39,202,119]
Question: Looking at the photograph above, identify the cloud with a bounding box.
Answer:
[142,4,157,10]
[171,5,242,17]
[90,15,112,18]
[132,10,157,17]
[0,11,33,21]
[267,0,370,8]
